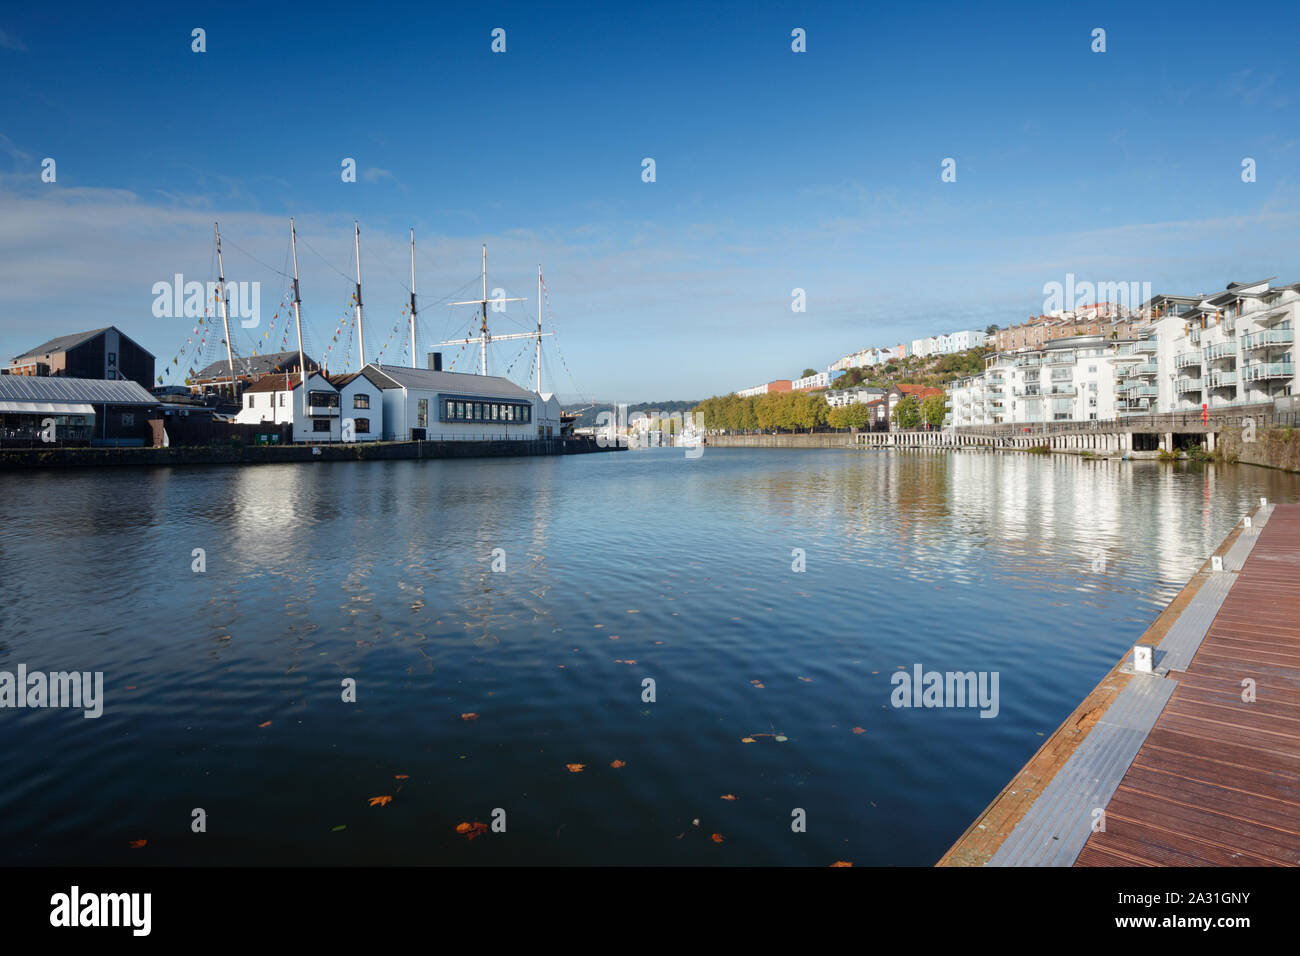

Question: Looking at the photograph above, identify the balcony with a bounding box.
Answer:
[1135,340,1158,353]
[309,405,340,417]
[1126,385,1158,398]
[1206,370,1238,388]
[1204,342,1236,361]
[1049,386,1077,396]
[1175,378,1203,394]
[1132,363,1159,376]
[1241,328,1294,351]
[1174,352,1201,369]
[1241,362,1295,383]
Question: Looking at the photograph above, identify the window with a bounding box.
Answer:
[247,395,254,409]
[417,398,429,428]
[108,352,117,367]
[354,393,370,409]
[312,419,331,433]
[121,413,134,426]
[280,393,286,407]
[354,418,371,434]
[309,390,338,408]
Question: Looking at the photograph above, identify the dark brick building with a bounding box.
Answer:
[7,327,156,390]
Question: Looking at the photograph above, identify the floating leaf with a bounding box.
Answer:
[368,795,393,807]
[775,735,788,742]
[830,861,853,867]
[566,763,585,773]
[461,713,479,721]
[851,727,866,735]
[258,721,272,728]
[741,737,756,743]
[798,676,812,683]
[128,839,147,849]
[711,833,725,843]
[610,760,626,768]
[394,774,409,780]
[720,794,737,801]
[456,821,489,840]
[331,825,347,832]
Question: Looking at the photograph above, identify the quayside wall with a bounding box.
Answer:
[0,438,617,471]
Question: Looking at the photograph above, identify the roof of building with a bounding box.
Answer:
[0,375,160,406]
[240,371,333,394]
[365,364,536,399]
[327,368,390,390]
[895,384,944,399]
[193,351,316,380]
[10,326,155,362]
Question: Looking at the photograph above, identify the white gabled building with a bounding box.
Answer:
[234,370,346,442]
[366,365,547,441]
[328,369,387,442]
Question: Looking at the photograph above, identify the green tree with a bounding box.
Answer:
[921,394,946,428]
[800,368,817,379]
[892,395,922,429]
[984,324,999,335]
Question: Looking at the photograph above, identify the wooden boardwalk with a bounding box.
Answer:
[939,502,1300,867]
[1075,504,1300,866]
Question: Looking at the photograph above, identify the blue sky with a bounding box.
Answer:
[2,0,1298,401]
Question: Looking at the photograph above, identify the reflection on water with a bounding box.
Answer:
[0,449,1295,865]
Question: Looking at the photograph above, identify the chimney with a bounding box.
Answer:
[428,352,442,371]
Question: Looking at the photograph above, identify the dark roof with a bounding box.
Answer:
[10,327,133,362]
[241,371,331,394]
[364,364,535,400]
[327,368,389,390]
[193,351,315,380]
[0,375,160,406]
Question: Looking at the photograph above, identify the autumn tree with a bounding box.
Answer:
[921,394,947,428]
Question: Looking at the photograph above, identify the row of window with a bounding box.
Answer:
[247,392,371,409]
[311,418,370,433]
[440,399,532,424]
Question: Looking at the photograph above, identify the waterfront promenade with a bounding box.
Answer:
[939,501,1300,867]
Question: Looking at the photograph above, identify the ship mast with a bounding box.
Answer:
[214,222,236,398]
[437,244,547,380]
[536,265,543,394]
[353,221,366,367]
[290,218,308,417]
[409,228,417,368]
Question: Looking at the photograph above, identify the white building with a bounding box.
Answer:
[945,278,1300,427]
[368,365,545,441]
[234,371,347,442]
[912,330,988,358]
[793,370,844,390]
[329,370,386,442]
[826,386,886,407]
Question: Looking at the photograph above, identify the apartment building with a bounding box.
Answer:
[736,379,794,398]
[946,279,1299,428]
[825,385,886,407]
[793,370,844,391]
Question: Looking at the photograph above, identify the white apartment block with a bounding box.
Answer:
[947,336,1132,427]
[794,370,845,390]
[825,386,886,407]
[737,383,770,397]
[946,279,1299,428]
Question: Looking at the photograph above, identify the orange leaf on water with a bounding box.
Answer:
[394,774,409,780]
[566,763,585,773]
[610,760,626,768]
[128,839,147,849]
[720,794,737,801]
[852,727,866,734]
[461,713,479,721]
[741,737,756,743]
[455,821,489,840]
[257,721,272,728]
[368,795,393,807]
[711,833,725,843]
[830,861,853,867]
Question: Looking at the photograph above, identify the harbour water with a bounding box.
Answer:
[2,448,1297,866]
